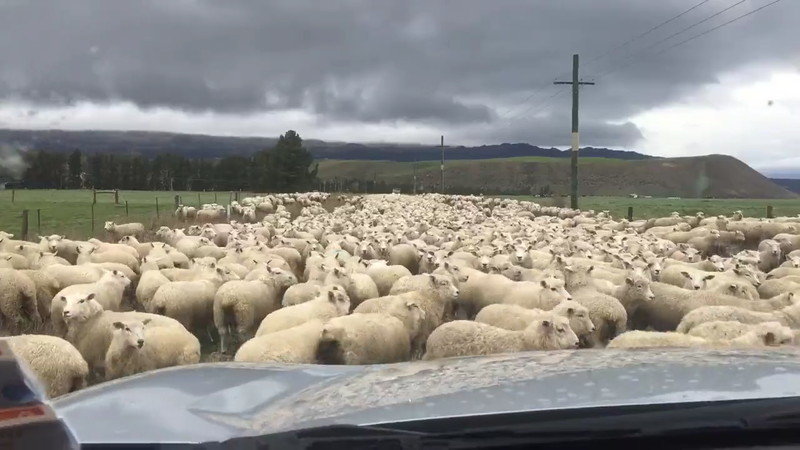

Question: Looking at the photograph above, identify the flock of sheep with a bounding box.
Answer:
[2,191,800,399]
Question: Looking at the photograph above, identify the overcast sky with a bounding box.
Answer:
[0,0,797,173]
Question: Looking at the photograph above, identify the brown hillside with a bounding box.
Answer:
[317,154,796,199]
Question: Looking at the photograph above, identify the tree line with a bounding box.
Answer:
[20,130,318,192]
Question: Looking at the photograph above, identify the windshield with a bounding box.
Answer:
[1,0,800,446]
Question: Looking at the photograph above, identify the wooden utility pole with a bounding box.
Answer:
[412,160,417,195]
[440,135,445,194]
[554,54,595,210]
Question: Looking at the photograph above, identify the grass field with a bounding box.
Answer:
[508,195,800,220]
[0,189,239,240]
[3,190,800,241]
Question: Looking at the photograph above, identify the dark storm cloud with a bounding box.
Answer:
[0,0,797,146]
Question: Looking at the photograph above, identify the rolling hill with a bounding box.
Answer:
[318,154,797,199]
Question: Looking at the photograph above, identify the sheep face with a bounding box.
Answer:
[733,265,761,287]
[325,288,351,315]
[524,315,579,350]
[556,301,595,337]
[681,271,714,290]
[112,319,150,349]
[104,221,115,231]
[625,276,656,301]
[428,274,459,300]
[540,276,571,301]
[62,294,102,322]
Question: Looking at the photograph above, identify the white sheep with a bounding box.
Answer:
[76,243,139,273]
[675,297,800,333]
[104,319,201,381]
[686,320,792,344]
[475,300,595,341]
[316,313,416,365]
[255,287,350,337]
[62,294,186,375]
[212,269,298,352]
[234,319,325,364]
[324,267,379,310]
[0,269,42,334]
[42,263,104,289]
[149,267,237,335]
[607,330,707,349]
[1,334,88,398]
[104,221,146,240]
[50,270,131,337]
[365,260,412,296]
[423,313,579,360]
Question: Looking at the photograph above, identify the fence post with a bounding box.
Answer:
[11,189,14,203]
[214,192,218,203]
[36,209,41,235]
[155,198,160,219]
[627,206,633,221]
[21,210,29,241]
[114,189,119,204]
[767,205,774,219]
[174,195,180,209]
[90,203,95,233]
[93,189,97,205]
[125,201,129,216]
[197,192,201,207]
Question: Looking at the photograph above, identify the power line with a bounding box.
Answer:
[592,0,748,79]
[593,0,785,81]
[586,0,714,66]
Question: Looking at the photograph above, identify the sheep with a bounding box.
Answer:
[661,265,716,290]
[135,268,170,311]
[675,296,800,333]
[474,300,595,340]
[149,267,238,336]
[281,281,328,307]
[607,331,707,349]
[316,313,417,365]
[633,282,793,331]
[234,319,325,364]
[76,244,139,273]
[356,274,459,356]
[18,269,60,323]
[62,294,187,374]
[758,239,782,272]
[1,334,88,398]
[759,278,800,299]
[50,270,131,337]
[104,319,201,381]
[686,321,793,345]
[104,221,145,240]
[256,287,351,337]
[324,267,379,310]
[423,314,579,360]
[0,269,42,334]
[365,260,412,296]
[42,264,104,289]
[562,264,628,347]
[212,269,298,352]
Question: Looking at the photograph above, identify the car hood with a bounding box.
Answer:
[54,348,800,444]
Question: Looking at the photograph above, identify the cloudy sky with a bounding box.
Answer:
[0,0,797,173]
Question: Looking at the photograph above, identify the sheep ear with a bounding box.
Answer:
[625,277,634,285]
[587,266,594,273]
[541,320,551,328]
[327,291,335,302]
[728,284,737,291]
[428,274,436,285]
[704,275,716,281]
[142,319,151,326]
[566,307,575,315]
[733,268,741,275]
[87,293,96,300]
[764,332,776,346]
[680,271,691,279]
[112,270,118,275]
[113,322,125,330]
[540,280,547,288]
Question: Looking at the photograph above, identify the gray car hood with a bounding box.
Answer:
[54,348,800,444]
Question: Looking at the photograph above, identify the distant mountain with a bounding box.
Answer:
[771,178,800,194]
[309,142,652,162]
[0,129,651,161]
